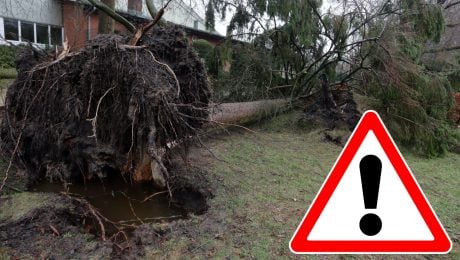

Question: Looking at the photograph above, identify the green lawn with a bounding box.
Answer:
[0,67,16,96]
[0,78,14,89]
[146,111,460,259]
[0,68,17,79]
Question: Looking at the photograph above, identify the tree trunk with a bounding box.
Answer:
[98,0,115,34]
[209,99,291,125]
[319,74,337,110]
[424,45,460,53]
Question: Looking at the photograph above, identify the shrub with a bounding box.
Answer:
[0,45,18,69]
[192,39,220,77]
[212,43,286,102]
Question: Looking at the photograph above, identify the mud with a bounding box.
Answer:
[170,166,213,215]
[29,176,186,225]
[0,157,213,258]
[0,192,113,258]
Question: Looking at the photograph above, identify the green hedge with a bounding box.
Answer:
[0,45,19,69]
[192,39,220,77]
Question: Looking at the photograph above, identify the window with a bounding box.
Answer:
[1,18,62,46]
[194,20,198,29]
[36,24,49,44]
[128,0,142,12]
[50,26,62,46]
[4,18,19,41]
[21,21,34,42]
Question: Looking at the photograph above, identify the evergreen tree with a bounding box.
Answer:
[206,0,458,156]
[205,1,216,31]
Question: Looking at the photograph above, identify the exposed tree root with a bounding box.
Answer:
[0,25,210,189]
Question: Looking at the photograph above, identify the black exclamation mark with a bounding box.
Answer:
[359,155,382,236]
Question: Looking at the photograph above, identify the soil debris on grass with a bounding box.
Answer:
[0,163,213,259]
[0,111,458,258]
[169,165,214,215]
[300,83,361,146]
[0,192,113,258]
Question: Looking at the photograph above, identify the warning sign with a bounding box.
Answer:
[290,110,452,254]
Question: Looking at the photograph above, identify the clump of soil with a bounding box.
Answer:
[0,192,112,258]
[300,85,361,145]
[0,24,210,184]
[170,166,213,215]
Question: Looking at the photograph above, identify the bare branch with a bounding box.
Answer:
[87,0,136,33]
[146,0,157,19]
[445,0,460,9]
[128,0,172,45]
[424,45,460,53]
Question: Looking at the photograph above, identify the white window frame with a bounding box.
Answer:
[0,17,63,48]
[47,24,51,46]
[17,20,22,42]
[0,18,5,44]
[33,23,37,43]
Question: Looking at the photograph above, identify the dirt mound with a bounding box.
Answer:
[0,192,112,258]
[0,25,210,184]
[170,166,213,215]
[302,86,360,127]
[300,84,361,145]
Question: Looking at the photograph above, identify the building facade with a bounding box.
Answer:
[0,0,64,47]
[0,0,223,49]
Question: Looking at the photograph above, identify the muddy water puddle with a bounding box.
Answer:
[30,177,186,225]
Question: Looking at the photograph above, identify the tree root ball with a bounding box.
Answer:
[0,25,210,183]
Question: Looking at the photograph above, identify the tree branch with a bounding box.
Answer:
[424,45,460,53]
[447,23,460,27]
[445,0,460,9]
[87,0,136,33]
[146,0,157,19]
[128,0,172,45]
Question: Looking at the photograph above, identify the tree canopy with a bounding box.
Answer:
[203,0,459,156]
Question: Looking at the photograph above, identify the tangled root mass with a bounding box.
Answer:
[1,25,210,182]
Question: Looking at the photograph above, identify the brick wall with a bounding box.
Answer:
[63,2,128,50]
[63,2,223,50]
[63,2,88,49]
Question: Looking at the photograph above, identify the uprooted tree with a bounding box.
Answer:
[205,0,459,156]
[0,0,210,191]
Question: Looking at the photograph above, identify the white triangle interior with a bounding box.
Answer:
[307,130,433,241]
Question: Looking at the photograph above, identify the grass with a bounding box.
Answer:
[0,68,16,91]
[0,68,17,79]
[0,157,25,195]
[0,68,16,103]
[146,111,460,259]
[0,192,61,222]
[0,78,14,89]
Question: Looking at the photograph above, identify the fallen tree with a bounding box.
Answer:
[209,99,290,126]
[0,0,360,192]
